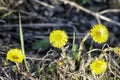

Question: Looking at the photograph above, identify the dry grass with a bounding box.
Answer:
[0,0,120,80]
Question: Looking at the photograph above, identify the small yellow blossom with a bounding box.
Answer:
[7,48,25,63]
[58,61,64,66]
[114,47,120,56]
[90,59,107,75]
[49,30,68,48]
[90,24,109,44]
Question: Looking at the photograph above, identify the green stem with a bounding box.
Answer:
[88,40,94,57]
[72,32,75,52]
[72,32,76,58]
[19,13,30,72]
[89,40,93,50]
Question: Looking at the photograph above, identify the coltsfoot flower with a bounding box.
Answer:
[90,24,109,44]
[7,48,25,63]
[49,30,68,48]
[114,47,120,56]
[58,61,64,66]
[90,59,107,75]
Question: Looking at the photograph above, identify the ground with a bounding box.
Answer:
[0,0,120,80]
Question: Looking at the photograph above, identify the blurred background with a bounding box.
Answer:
[0,0,120,55]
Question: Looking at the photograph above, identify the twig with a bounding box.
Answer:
[33,0,55,9]
[59,0,120,26]
[2,68,11,80]
[0,7,8,10]
[0,76,11,80]
[1,23,73,28]
[34,35,85,39]
[26,57,51,61]
[87,48,102,53]
[99,9,120,14]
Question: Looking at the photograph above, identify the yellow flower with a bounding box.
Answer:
[114,47,120,56]
[90,24,109,44]
[7,48,25,63]
[49,30,68,48]
[58,61,64,66]
[90,59,107,75]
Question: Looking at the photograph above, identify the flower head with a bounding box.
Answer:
[7,48,25,63]
[58,61,64,66]
[90,59,107,75]
[90,24,109,44]
[49,30,68,48]
[114,47,120,56]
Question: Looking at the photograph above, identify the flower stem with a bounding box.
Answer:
[99,47,114,59]
[78,32,90,58]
